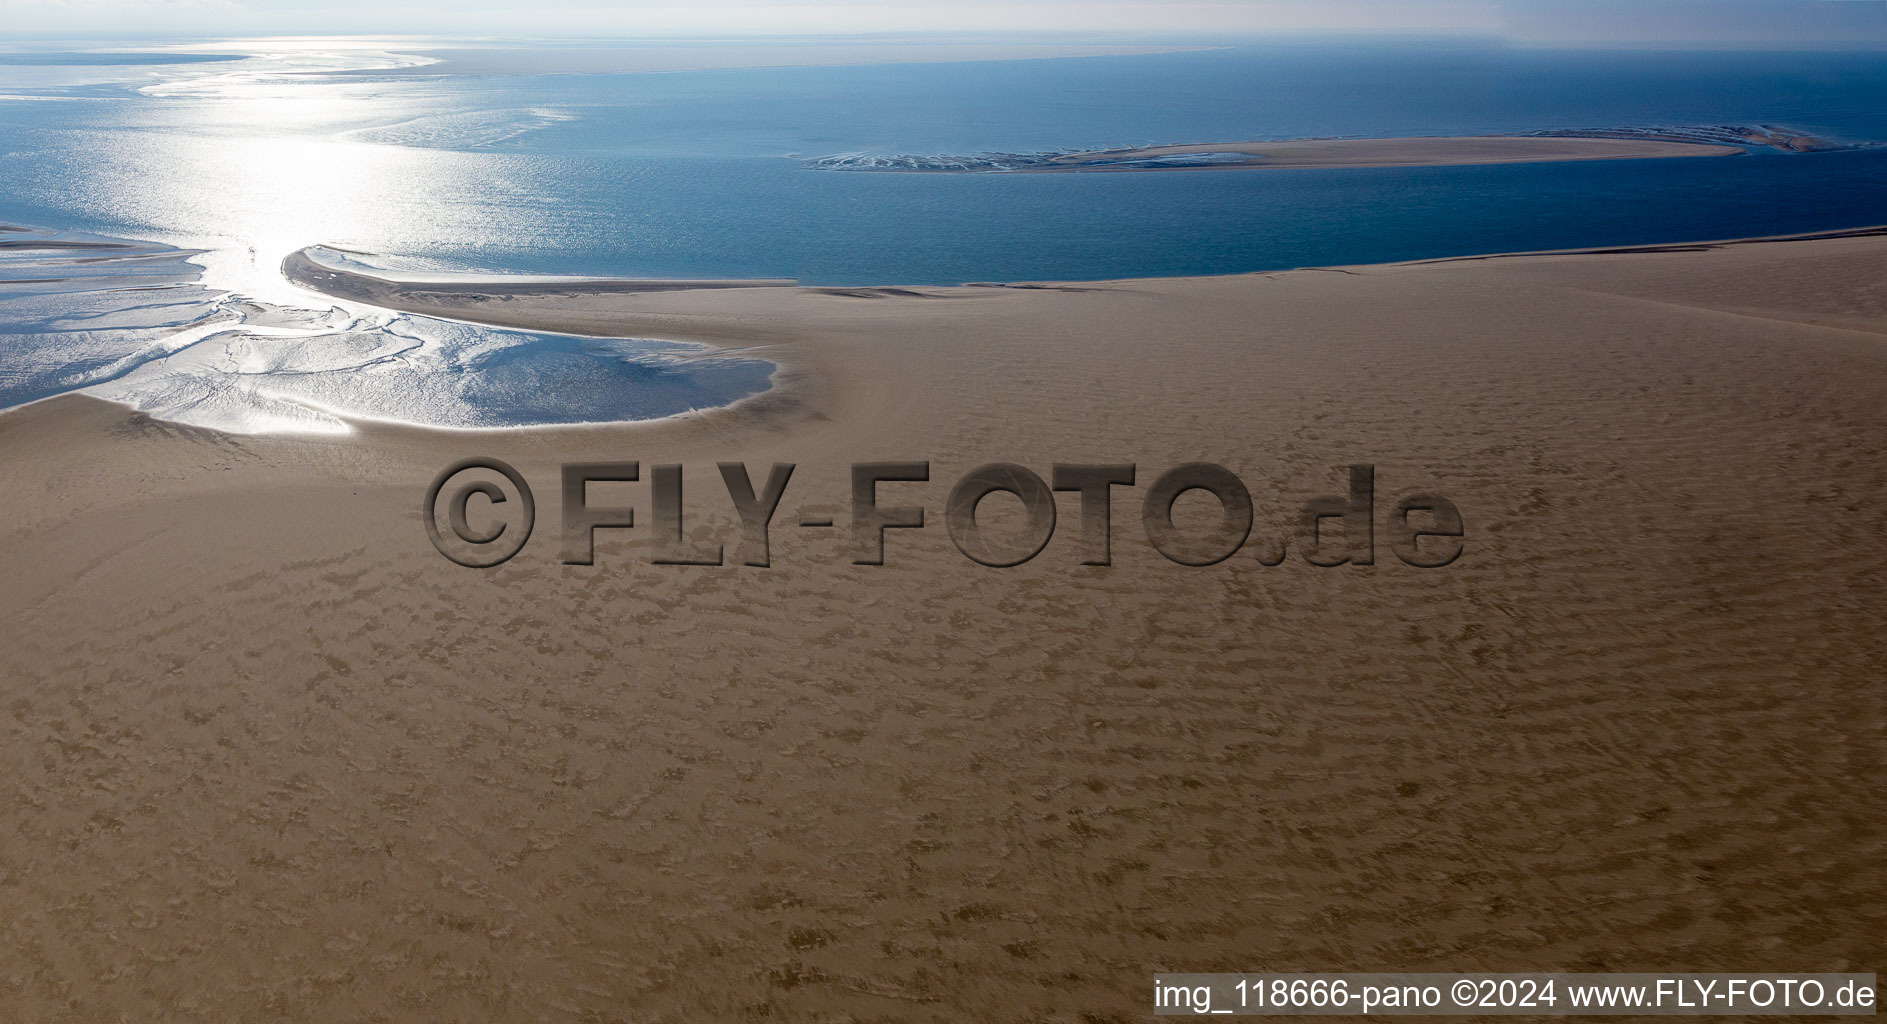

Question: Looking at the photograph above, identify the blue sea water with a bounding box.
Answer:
[1,41,1884,429]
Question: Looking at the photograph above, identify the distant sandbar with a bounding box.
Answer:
[811,135,1750,173]
[807,125,1854,173]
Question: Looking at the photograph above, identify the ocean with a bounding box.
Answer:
[2,41,1884,428]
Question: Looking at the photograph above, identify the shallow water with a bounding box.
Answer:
[0,226,775,432]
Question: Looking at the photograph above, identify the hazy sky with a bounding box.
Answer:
[2,0,1885,45]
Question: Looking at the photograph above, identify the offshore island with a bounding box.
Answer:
[806,124,1835,172]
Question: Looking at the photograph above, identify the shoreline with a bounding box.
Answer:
[8,222,1886,437]
[279,222,1887,330]
[258,220,1887,445]
[0,229,798,435]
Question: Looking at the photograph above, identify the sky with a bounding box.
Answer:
[1,0,1885,46]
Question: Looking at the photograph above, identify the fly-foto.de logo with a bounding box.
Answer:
[423,460,1465,571]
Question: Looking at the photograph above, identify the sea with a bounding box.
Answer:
[2,40,1885,430]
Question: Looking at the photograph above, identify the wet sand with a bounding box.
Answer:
[2,232,1884,1020]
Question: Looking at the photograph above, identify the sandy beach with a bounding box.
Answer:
[2,232,1884,1020]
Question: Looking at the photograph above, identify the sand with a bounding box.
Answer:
[2,232,1884,1021]
[1021,135,1745,170]
[806,134,1761,173]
